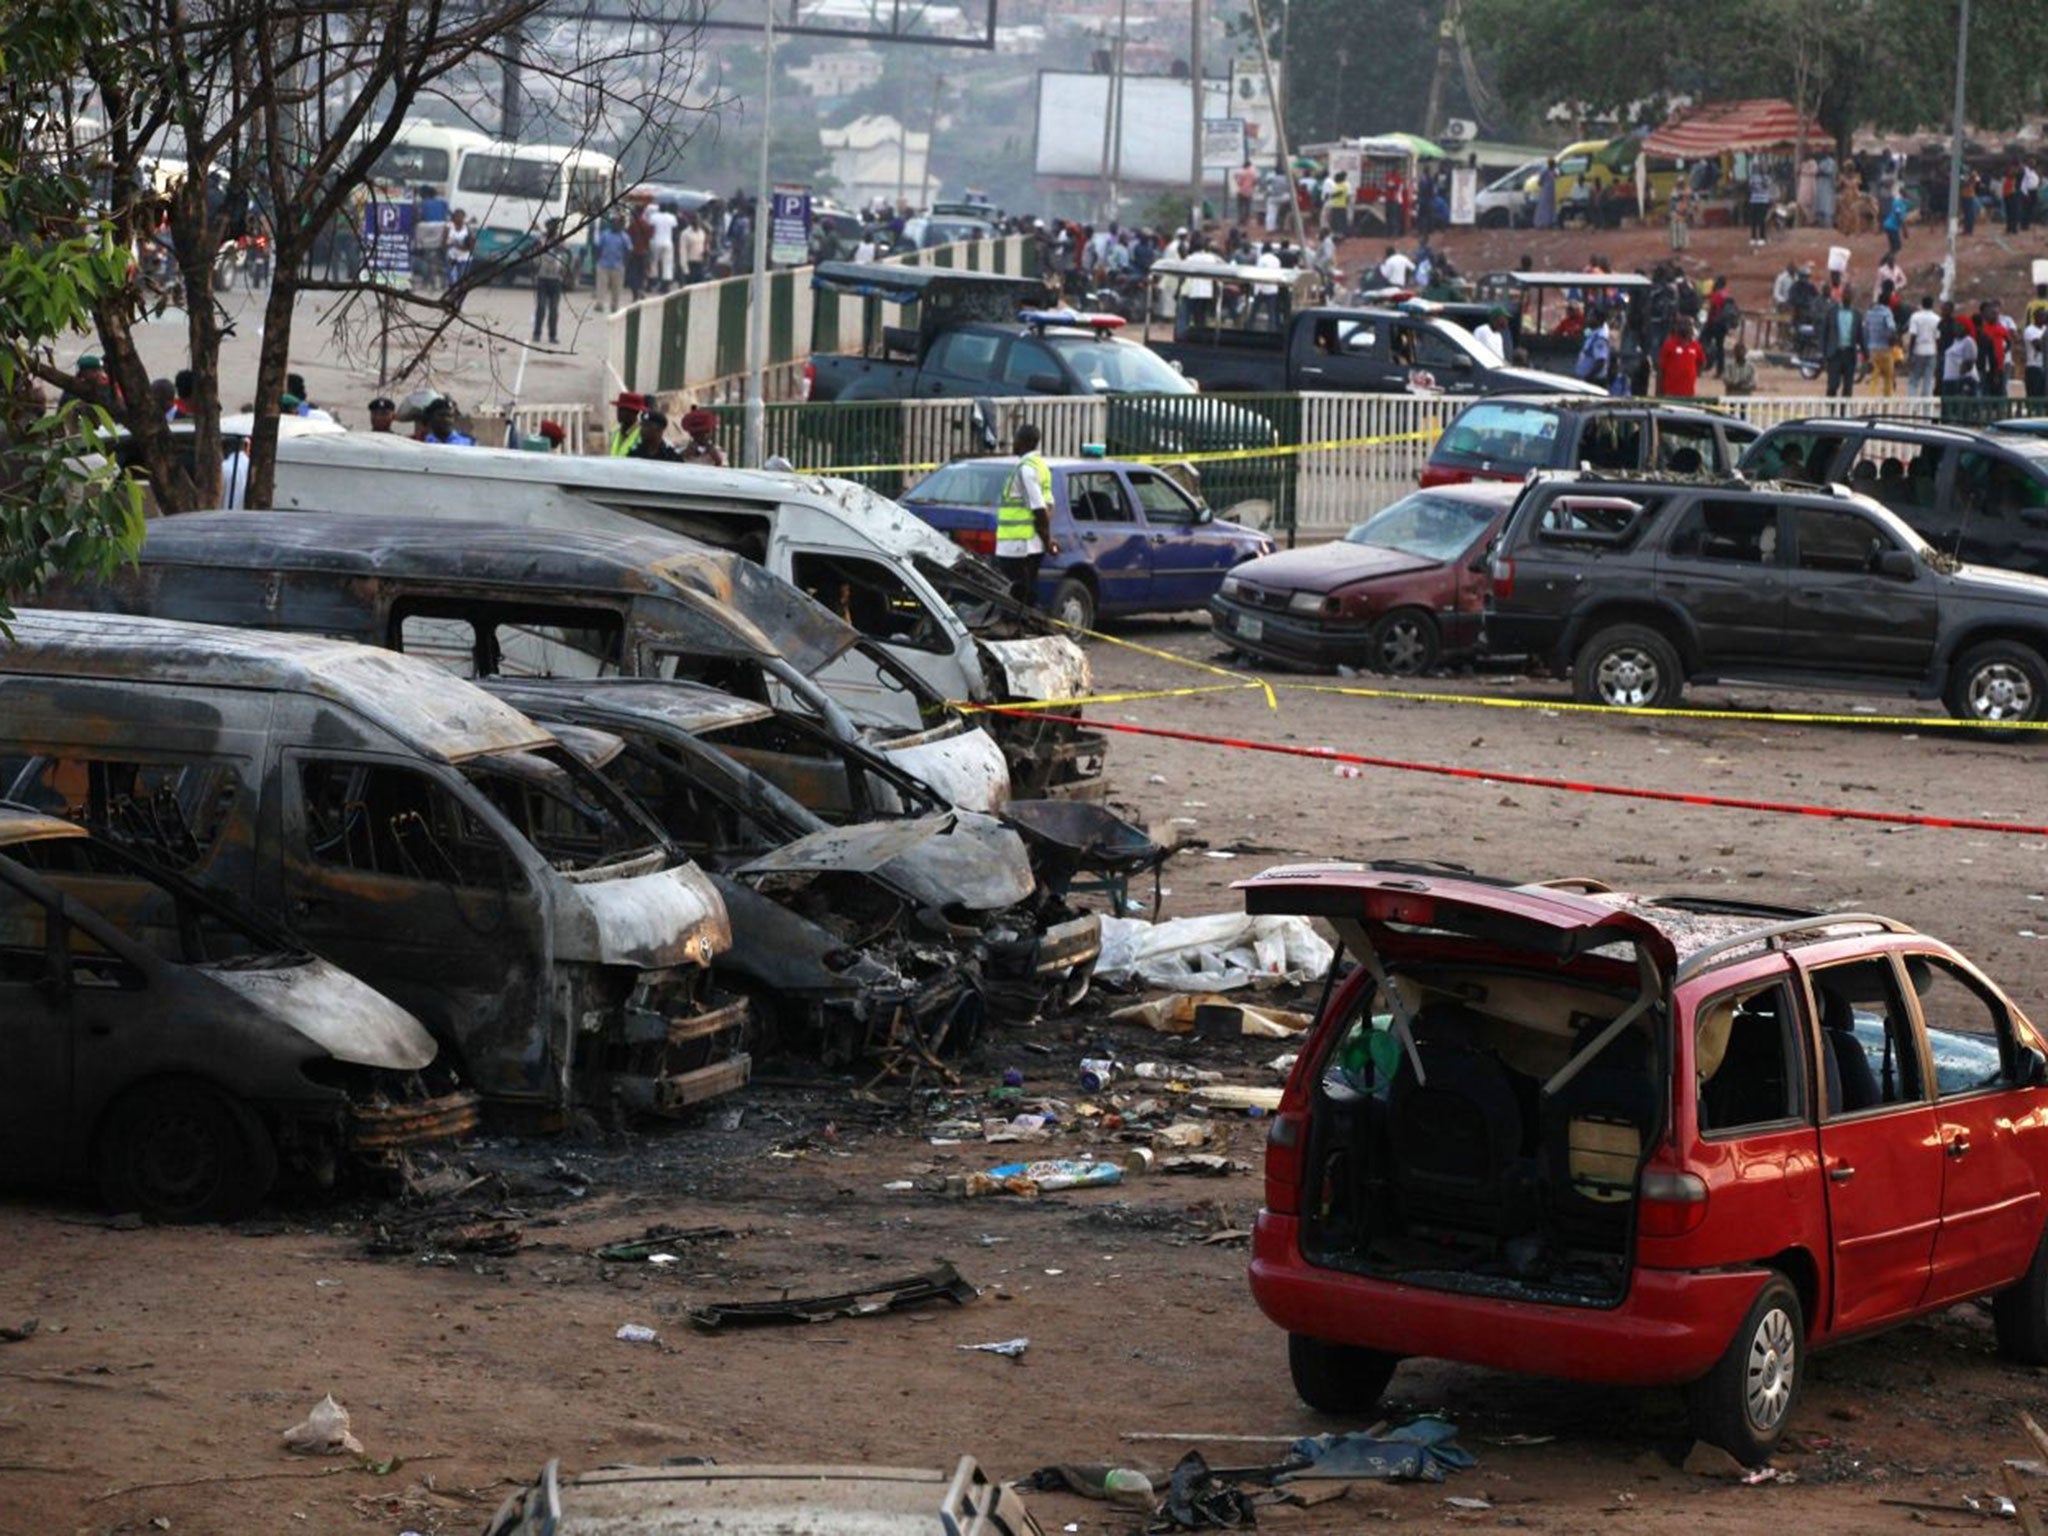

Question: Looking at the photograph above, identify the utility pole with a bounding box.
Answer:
[1190,0,1206,230]
[1109,24,1127,219]
[501,23,524,141]
[744,4,775,467]
[1942,0,1970,303]
[1247,0,1307,251]
[921,73,944,207]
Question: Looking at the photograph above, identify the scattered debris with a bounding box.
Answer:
[957,1338,1029,1359]
[1110,993,1313,1038]
[1021,1465,1160,1510]
[688,1262,976,1330]
[1741,1466,1793,1486]
[1156,1154,1246,1177]
[1159,1451,1259,1530]
[1279,1419,1475,1485]
[614,1324,660,1345]
[1096,912,1333,992]
[947,1160,1124,1198]
[1444,1495,1493,1511]
[596,1226,735,1263]
[0,1320,38,1344]
[281,1395,364,1457]
[1191,1084,1284,1114]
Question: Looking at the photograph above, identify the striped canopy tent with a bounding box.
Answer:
[1639,98,1827,158]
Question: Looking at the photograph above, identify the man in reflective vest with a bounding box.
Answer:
[996,423,1057,609]
[609,391,647,456]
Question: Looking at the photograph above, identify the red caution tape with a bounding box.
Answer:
[990,709,2048,839]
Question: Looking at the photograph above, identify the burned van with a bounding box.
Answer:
[41,511,1016,814]
[0,805,479,1221]
[485,676,1106,1046]
[0,612,744,1122]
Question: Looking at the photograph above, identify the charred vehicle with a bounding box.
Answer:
[41,511,1021,814]
[485,677,1109,1055]
[259,436,1107,799]
[0,805,479,1221]
[0,611,744,1123]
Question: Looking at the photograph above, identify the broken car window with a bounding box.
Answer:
[1537,493,1657,544]
[0,866,140,990]
[1695,980,1801,1134]
[299,760,518,888]
[6,757,240,872]
[392,601,624,680]
[1811,956,1925,1115]
[1907,954,2013,1095]
[791,551,950,655]
[1794,506,1897,574]
[459,747,664,873]
[1667,500,1779,565]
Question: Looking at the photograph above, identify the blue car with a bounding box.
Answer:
[899,455,1273,630]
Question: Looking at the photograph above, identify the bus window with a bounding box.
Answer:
[568,165,611,216]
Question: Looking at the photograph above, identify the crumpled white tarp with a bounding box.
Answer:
[1096,912,1334,992]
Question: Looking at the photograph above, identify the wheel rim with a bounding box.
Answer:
[1744,1305,1797,1431]
[1594,645,1663,707]
[1967,661,2037,721]
[1058,593,1090,629]
[132,1107,227,1216]
[1377,618,1431,675]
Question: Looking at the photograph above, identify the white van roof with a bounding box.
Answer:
[269,435,979,575]
[0,609,553,763]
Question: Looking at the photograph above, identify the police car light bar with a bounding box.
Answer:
[1018,308,1128,332]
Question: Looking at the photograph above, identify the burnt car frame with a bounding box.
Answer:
[485,676,1108,1054]
[0,610,745,1124]
[1211,483,1522,674]
[0,805,479,1221]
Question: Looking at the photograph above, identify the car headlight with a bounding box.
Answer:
[1288,590,1333,616]
[1220,575,1241,598]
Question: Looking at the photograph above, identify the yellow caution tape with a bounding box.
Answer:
[959,681,1268,713]
[1050,615,1280,710]
[803,426,1439,479]
[1276,679,2048,731]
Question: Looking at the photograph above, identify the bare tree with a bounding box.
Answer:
[24,0,718,510]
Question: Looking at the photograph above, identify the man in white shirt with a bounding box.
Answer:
[647,203,679,291]
[2026,313,2047,398]
[1179,244,1222,329]
[1906,296,1942,397]
[677,215,707,283]
[852,232,879,263]
[1376,245,1415,288]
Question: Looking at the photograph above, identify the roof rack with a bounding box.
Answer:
[1673,910,1919,982]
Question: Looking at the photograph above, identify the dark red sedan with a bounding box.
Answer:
[1209,482,1520,674]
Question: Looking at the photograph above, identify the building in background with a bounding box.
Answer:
[820,114,937,209]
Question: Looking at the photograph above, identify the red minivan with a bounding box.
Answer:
[1243,866,2048,1462]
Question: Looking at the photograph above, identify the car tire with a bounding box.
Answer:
[1287,1332,1400,1416]
[1944,640,2048,726]
[1369,609,1440,676]
[95,1079,277,1224]
[1682,1274,1803,1466]
[1051,577,1097,634]
[1480,209,1510,230]
[1993,1229,2048,1363]
[1573,623,1684,708]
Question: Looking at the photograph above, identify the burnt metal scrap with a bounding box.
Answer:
[687,1260,978,1330]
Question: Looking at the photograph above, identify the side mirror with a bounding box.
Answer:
[1876,547,1918,579]
[1195,505,1214,525]
[2022,1044,2048,1089]
[1468,553,1491,574]
[1025,373,1066,395]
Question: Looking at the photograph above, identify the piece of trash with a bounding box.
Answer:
[1490,1433,1556,1447]
[1157,1154,1246,1177]
[1079,1057,1119,1092]
[614,1323,659,1344]
[882,1180,916,1192]
[1333,764,1363,778]
[1203,849,1237,860]
[1192,1084,1285,1114]
[1002,1067,1025,1088]
[0,1319,38,1344]
[1096,911,1334,992]
[1161,1451,1259,1529]
[689,1261,977,1330]
[1021,1465,1159,1509]
[1131,1060,1223,1084]
[1152,1119,1213,1150]
[2005,1459,2048,1477]
[958,1337,1029,1359]
[595,1225,735,1263]
[1268,1052,1299,1077]
[950,1159,1123,1198]
[1741,1466,1792,1486]
[645,1253,680,1266]
[1445,1495,1493,1510]
[1111,992,1312,1039]
[1123,1147,1157,1176]
[1147,773,1167,784]
[281,1393,364,1456]
[1280,1418,1475,1485]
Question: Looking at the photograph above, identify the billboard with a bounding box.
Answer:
[1035,72,1237,187]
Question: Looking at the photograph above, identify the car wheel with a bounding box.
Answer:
[1945,641,2048,725]
[1993,1229,2048,1363]
[1051,577,1097,633]
[1480,209,1510,229]
[95,1079,277,1224]
[1573,624,1683,708]
[1684,1275,1803,1465]
[1288,1333,1400,1416]
[1369,609,1440,676]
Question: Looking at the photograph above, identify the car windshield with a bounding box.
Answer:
[1434,401,1562,469]
[1486,161,1540,193]
[904,460,1015,506]
[1348,492,1499,561]
[1047,337,1195,394]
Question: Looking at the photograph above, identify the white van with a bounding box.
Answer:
[264,435,1105,798]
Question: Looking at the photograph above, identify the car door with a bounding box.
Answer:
[1952,447,2048,575]
[1409,324,1484,395]
[1907,951,2048,1307]
[1802,954,1944,1333]
[1062,470,1150,613]
[919,330,1003,397]
[1783,502,1939,677]
[1298,316,1398,392]
[1655,496,1787,664]
[1126,467,1230,609]
[998,334,1069,397]
[0,865,78,1182]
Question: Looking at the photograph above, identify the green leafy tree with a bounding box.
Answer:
[0,0,146,619]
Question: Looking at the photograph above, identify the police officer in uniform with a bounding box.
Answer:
[995,423,1058,610]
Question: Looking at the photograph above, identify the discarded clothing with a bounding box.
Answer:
[1280,1417,1475,1484]
[1098,912,1333,992]
[1155,1450,1258,1530]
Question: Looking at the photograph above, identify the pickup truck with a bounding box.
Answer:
[1147,303,1602,398]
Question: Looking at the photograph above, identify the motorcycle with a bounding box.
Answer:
[213,234,271,293]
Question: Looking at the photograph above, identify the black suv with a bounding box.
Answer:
[1422,395,1761,488]
[1485,472,2048,723]
[1741,417,2048,576]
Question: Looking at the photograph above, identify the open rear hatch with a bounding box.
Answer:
[1241,867,1679,1308]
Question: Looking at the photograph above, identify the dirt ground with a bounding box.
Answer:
[12,622,2048,1536]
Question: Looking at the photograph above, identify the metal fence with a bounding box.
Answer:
[698,390,2048,540]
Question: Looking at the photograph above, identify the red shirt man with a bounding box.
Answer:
[1658,321,1706,397]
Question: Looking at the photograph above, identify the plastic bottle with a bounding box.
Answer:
[1103,1469,1155,1508]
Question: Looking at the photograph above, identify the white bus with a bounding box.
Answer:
[452,140,618,270]
[368,118,493,204]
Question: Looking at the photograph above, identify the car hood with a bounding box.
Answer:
[1231,541,1438,595]
[1947,559,2048,603]
[1493,365,1605,395]
[740,811,1035,914]
[203,956,440,1071]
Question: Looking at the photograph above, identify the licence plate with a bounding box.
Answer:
[1236,614,1263,641]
